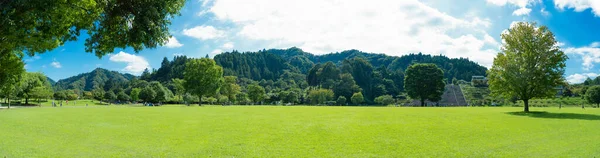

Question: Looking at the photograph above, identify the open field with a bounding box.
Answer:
[1,106,600,157]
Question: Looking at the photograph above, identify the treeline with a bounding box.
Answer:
[0,72,54,105]
[44,47,487,105]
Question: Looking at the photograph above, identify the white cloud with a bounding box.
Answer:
[222,42,234,50]
[487,0,536,16]
[555,0,600,16]
[541,8,551,16]
[108,51,150,74]
[173,53,184,56]
[513,7,532,15]
[50,61,62,68]
[564,42,600,70]
[164,37,183,48]
[209,0,499,67]
[210,49,223,57]
[566,73,600,83]
[183,25,225,40]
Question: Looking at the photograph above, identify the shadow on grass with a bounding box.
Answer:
[506,111,600,121]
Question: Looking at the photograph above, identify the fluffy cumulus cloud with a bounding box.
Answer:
[487,0,535,16]
[563,42,600,70]
[222,42,234,50]
[183,25,225,40]
[555,0,600,16]
[208,0,499,67]
[566,73,600,83]
[109,51,150,74]
[50,60,62,68]
[164,37,183,48]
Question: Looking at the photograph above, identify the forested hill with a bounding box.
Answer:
[54,68,135,92]
[214,47,487,82]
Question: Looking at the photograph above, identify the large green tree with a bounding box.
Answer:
[184,58,224,106]
[488,22,568,112]
[247,84,266,104]
[19,72,48,105]
[220,76,241,103]
[404,63,445,107]
[0,52,24,109]
[1,0,186,57]
[585,85,600,108]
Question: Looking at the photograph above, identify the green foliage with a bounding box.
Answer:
[375,95,395,105]
[585,86,600,107]
[336,96,347,105]
[351,92,364,105]
[184,58,223,105]
[308,89,334,105]
[139,87,156,103]
[1,0,186,57]
[0,52,25,107]
[488,22,568,112]
[279,90,299,104]
[220,76,241,103]
[104,91,116,103]
[333,73,362,101]
[404,64,445,106]
[247,84,266,104]
[117,91,130,102]
[19,72,53,104]
[130,88,141,102]
[92,89,104,101]
[54,68,135,92]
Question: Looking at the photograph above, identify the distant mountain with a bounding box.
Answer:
[215,47,487,82]
[46,77,56,85]
[54,68,136,92]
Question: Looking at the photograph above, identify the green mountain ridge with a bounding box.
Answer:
[53,68,135,92]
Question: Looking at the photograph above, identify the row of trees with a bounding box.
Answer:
[0,71,54,107]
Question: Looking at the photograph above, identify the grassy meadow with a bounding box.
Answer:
[1,105,600,157]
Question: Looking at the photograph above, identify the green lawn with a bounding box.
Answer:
[1,106,599,157]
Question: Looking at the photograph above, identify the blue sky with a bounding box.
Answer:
[22,0,600,83]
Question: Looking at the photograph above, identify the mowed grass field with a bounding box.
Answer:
[1,106,600,157]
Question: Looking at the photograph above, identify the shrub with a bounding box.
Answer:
[336,96,347,105]
[375,95,395,105]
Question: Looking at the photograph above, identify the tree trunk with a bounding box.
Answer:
[7,97,10,109]
[523,99,529,112]
[420,98,425,107]
[25,97,29,105]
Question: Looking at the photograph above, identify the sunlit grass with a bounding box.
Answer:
[1,106,599,157]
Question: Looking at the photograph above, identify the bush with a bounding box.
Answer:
[351,92,364,105]
[375,95,395,105]
[336,96,347,105]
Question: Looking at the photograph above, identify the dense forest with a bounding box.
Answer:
[48,47,486,105]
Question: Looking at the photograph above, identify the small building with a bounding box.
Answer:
[471,76,488,87]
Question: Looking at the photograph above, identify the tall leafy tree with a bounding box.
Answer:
[130,88,141,102]
[184,58,224,106]
[488,22,567,112]
[585,85,600,108]
[19,72,46,105]
[171,78,186,103]
[139,87,157,103]
[0,52,24,108]
[247,84,266,104]
[333,73,361,101]
[404,63,445,107]
[220,76,241,103]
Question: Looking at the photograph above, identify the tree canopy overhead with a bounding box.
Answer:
[488,22,568,112]
[1,0,186,57]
